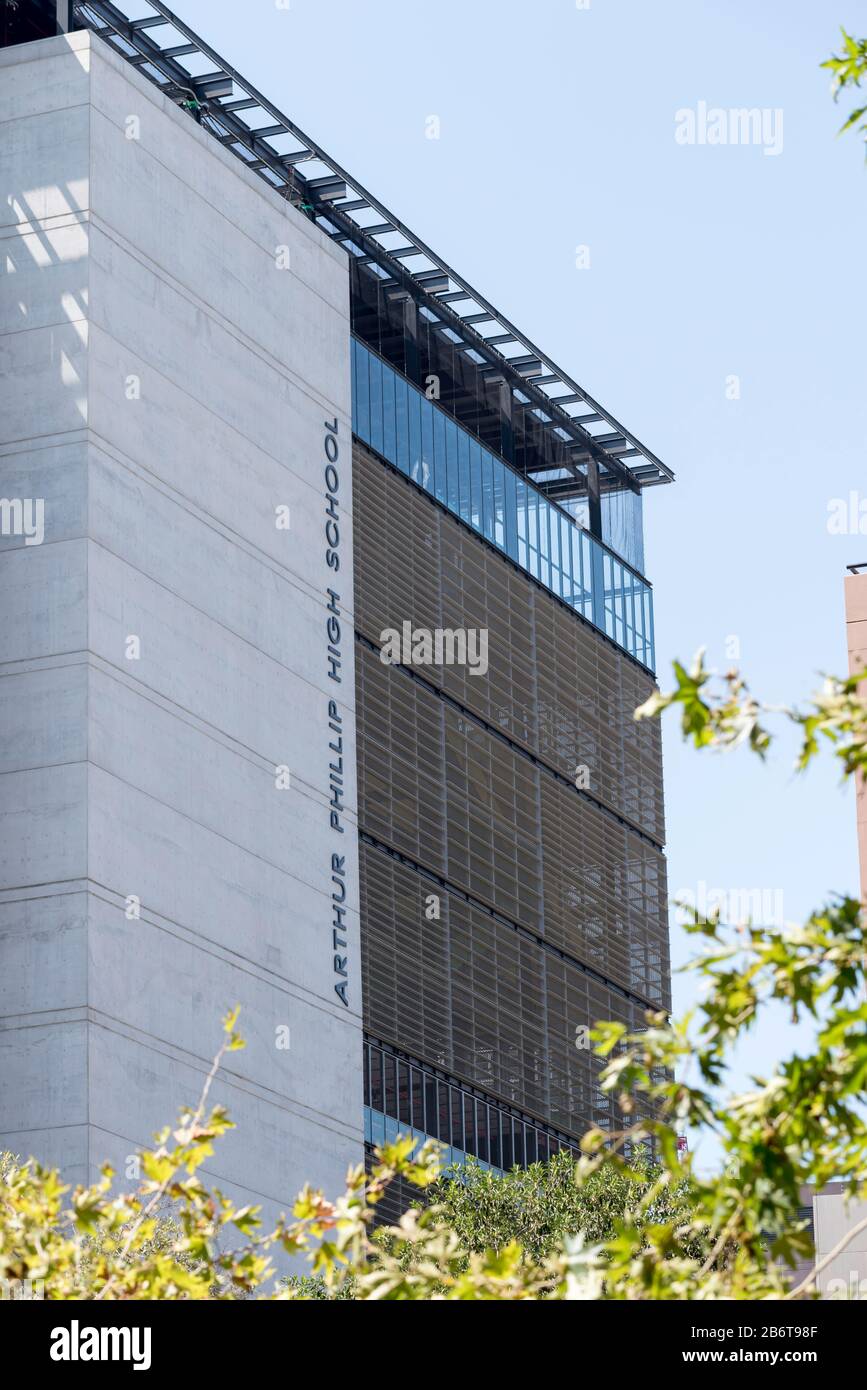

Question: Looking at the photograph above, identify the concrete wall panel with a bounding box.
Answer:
[0,33,361,1222]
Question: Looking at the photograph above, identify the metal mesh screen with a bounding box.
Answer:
[353,441,670,1140]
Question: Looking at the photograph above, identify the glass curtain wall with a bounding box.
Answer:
[352,337,654,669]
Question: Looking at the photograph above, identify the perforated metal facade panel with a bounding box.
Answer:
[360,846,653,1135]
[354,441,670,1144]
[353,442,665,843]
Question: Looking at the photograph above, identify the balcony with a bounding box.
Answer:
[351,338,655,670]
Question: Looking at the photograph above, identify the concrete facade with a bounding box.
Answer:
[813,1186,867,1299]
[0,30,362,1227]
[845,570,867,909]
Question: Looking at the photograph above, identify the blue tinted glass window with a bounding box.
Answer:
[503,466,518,561]
[551,507,563,595]
[382,358,395,464]
[571,526,583,610]
[538,499,551,587]
[368,351,383,455]
[481,451,495,541]
[355,340,370,443]
[394,371,409,475]
[516,477,528,569]
[603,553,614,636]
[559,515,572,600]
[408,382,422,484]
[607,556,623,643]
[446,420,459,513]
[590,537,605,630]
[632,575,644,649]
[626,576,637,646]
[420,396,434,494]
[458,429,471,523]
[349,339,654,671]
[526,488,539,577]
[369,1108,385,1147]
[641,585,650,662]
[492,457,506,548]
[351,338,358,427]
[625,576,637,652]
[645,588,655,668]
[610,559,620,639]
[469,440,483,532]
[433,407,447,504]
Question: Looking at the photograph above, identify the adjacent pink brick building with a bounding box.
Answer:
[845,565,867,908]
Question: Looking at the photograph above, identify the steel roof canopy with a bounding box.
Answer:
[71,0,674,492]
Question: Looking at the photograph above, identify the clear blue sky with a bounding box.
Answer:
[172,0,867,1160]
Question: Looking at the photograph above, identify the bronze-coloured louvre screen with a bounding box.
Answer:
[356,643,668,1003]
[353,442,665,845]
[360,845,651,1137]
[353,442,670,1140]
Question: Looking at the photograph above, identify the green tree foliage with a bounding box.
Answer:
[423,1148,700,1263]
[823,28,867,150]
[2,657,866,1298]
